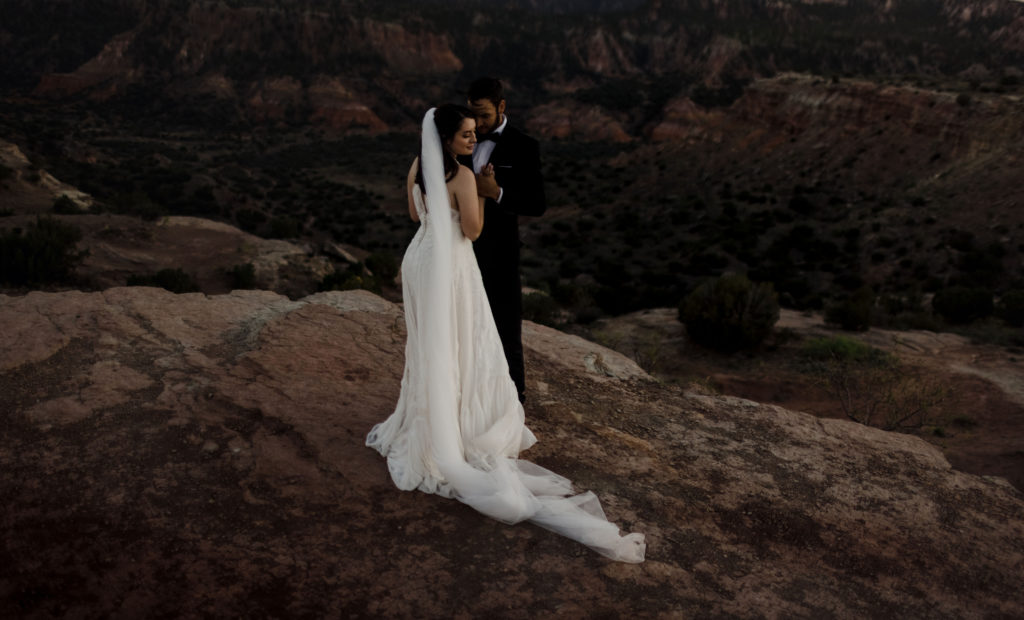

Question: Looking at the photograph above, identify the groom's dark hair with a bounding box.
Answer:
[468,77,504,107]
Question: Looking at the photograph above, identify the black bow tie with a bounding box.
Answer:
[478,132,501,142]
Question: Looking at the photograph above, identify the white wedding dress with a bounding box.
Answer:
[366,109,644,563]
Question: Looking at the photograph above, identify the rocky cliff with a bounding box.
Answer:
[2,287,1022,617]
[5,0,1024,131]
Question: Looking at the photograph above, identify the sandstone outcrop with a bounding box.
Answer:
[0,140,94,213]
[526,100,632,142]
[0,212,333,298]
[2,288,1022,617]
[307,76,388,133]
[32,31,138,100]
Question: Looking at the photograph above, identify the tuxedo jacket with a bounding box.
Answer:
[464,125,547,283]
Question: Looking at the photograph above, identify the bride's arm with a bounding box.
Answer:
[407,158,419,223]
[453,166,483,240]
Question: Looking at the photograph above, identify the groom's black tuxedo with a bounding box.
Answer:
[463,124,546,402]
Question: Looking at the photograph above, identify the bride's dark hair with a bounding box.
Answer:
[417,103,473,191]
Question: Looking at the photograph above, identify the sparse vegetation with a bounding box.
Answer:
[0,216,87,286]
[522,291,561,327]
[825,286,874,331]
[228,263,257,290]
[932,286,995,324]
[319,263,380,294]
[52,194,81,214]
[801,336,949,431]
[679,273,780,353]
[364,252,398,284]
[801,335,889,365]
[127,268,200,293]
[996,290,1024,327]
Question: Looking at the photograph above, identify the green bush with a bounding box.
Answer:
[236,208,267,234]
[932,286,994,324]
[112,191,165,220]
[996,289,1024,327]
[679,273,779,352]
[127,268,200,294]
[522,292,561,327]
[320,263,379,294]
[0,216,87,286]
[268,216,301,239]
[800,336,891,366]
[228,263,257,290]
[825,286,874,331]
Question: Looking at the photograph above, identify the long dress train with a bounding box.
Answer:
[366,120,644,563]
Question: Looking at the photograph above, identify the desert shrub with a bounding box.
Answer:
[800,336,890,366]
[594,283,638,316]
[228,263,256,290]
[787,193,814,215]
[872,291,941,330]
[679,273,779,352]
[112,191,165,220]
[127,268,200,294]
[688,250,730,276]
[0,216,87,286]
[52,195,81,214]
[320,263,379,294]
[268,216,301,239]
[801,336,947,430]
[825,286,875,331]
[957,243,1005,286]
[996,289,1024,327]
[522,292,560,327]
[236,208,267,233]
[365,252,398,282]
[932,286,994,324]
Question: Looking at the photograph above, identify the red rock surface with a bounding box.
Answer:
[2,288,1023,617]
[526,101,631,142]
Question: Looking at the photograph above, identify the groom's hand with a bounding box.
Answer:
[476,165,500,200]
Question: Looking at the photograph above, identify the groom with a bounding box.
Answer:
[464,77,547,404]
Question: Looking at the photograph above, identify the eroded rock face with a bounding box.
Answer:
[1,288,1022,618]
[526,100,631,142]
[0,213,334,298]
[0,139,94,212]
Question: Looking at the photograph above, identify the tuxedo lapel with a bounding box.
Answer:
[487,127,518,166]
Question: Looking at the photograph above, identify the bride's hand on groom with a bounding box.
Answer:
[476,164,500,200]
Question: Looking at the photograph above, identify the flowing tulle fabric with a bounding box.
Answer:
[366,109,645,563]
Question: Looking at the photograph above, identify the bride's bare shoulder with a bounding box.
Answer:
[451,163,475,185]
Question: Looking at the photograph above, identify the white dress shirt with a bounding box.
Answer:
[472,115,507,203]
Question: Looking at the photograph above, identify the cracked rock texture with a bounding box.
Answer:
[1,288,1022,618]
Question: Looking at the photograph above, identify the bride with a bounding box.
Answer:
[365,104,645,563]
